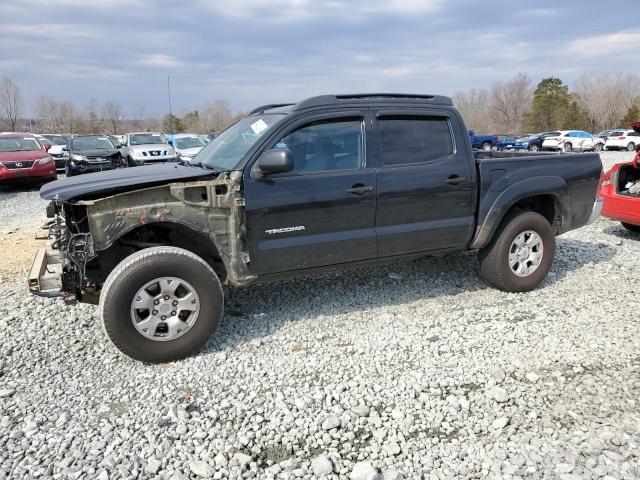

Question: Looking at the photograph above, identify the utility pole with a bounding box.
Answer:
[167,75,174,136]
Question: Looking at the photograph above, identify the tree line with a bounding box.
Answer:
[2,74,639,137]
[0,78,245,135]
[453,73,640,135]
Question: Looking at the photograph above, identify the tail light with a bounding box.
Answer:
[599,168,612,190]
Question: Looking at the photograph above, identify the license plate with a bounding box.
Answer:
[13,171,28,177]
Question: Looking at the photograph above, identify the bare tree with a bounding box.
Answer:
[102,101,124,134]
[574,73,640,132]
[0,78,23,131]
[200,100,234,133]
[489,73,533,134]
[134,102,146,130]
[84,98,103,133]
[452,88,492,133]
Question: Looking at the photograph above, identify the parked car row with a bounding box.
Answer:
[0,130,213,187]
[470,127,639,154]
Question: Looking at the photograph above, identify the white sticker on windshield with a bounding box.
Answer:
[250,119,268,135]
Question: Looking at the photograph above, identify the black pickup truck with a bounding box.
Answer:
[29,94,603,362]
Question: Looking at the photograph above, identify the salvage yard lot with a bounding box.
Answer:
[0,152,638,479]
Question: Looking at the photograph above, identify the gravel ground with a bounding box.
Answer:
[0,152,638,480]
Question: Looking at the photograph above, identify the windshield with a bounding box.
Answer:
[72,136,114,150]
[0,137,42,152]
[43,135,68,145]
[130,133,167,146]
[175,136,205,149]
[198,114,285,170]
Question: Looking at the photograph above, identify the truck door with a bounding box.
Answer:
[243,110,377,274]
[373,109,476,257]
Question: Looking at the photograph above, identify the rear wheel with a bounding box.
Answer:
[621,222,640,233]
[563,142,573,153]
[479,211,555,292]
[100,246,223,362]
[594,143,603,152]
[628,143,636,152]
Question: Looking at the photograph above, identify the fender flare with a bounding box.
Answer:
[469,176,568,250]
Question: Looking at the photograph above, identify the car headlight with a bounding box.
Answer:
[131,151,145,159]
[70,154,87,162]
[36,157,53,166]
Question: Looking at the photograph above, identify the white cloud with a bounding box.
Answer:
[139,54,183,69]
[204,0,442,20]
[565,31,640,56]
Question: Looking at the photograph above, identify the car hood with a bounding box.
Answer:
[40,163,217,201]
[72,148,119,157]
[176,147,203,155]
[0,150,48,162]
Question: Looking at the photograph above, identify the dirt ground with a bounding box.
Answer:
[0,223,49,281]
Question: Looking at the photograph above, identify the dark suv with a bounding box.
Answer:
[64,135,124,176]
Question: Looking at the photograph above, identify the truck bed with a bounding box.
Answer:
[470,150,602,247]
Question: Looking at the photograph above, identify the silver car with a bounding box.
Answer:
[120,132,178,166]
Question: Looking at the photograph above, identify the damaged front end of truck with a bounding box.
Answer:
[28,170,256,304]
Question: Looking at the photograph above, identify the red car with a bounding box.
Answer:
[600,122,640,232]
[0,133,57,185]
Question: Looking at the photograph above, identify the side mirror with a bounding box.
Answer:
[257,148,294,175]
[62,145,69,152]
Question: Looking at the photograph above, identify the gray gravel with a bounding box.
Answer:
[0,152,639,479]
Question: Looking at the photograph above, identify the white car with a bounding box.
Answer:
[120,132,178,166]
[166,133,206,164]
[542,130,597,152]
[604,129,640,151]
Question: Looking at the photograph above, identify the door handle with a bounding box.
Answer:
[444,175,466,186]
[346,184,374,195]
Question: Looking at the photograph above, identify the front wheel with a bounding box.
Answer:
[479,211,555,292]
[100,247,223,362]
[628,143,636,152]
[563,142,573,153]
[529,144,540,152]
[594,143,603,152]
[482,142,492,151]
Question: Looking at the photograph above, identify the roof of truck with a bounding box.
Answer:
[249,93,454,115]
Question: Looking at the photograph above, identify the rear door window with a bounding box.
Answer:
[378,116,453,166]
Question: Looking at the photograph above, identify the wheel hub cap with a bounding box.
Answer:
[130,277,200,341]
[508,230,544,277]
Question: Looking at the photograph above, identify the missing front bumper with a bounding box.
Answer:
[28,248,64,297]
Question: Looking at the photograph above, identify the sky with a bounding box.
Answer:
[1,0,639,116]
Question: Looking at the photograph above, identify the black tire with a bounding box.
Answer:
[127,156,135,167]
[479,211,555,292]
[482,142,492,151]
[621,222,640,233]
[529,144,540,152]
[594,143,603,152]
[628,143,636,152]
[100,246,223,362]
[563,142,572,153]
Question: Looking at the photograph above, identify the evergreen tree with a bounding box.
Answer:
[563,99,592,131]
[524,78,569,132]
[162,113,185,133]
